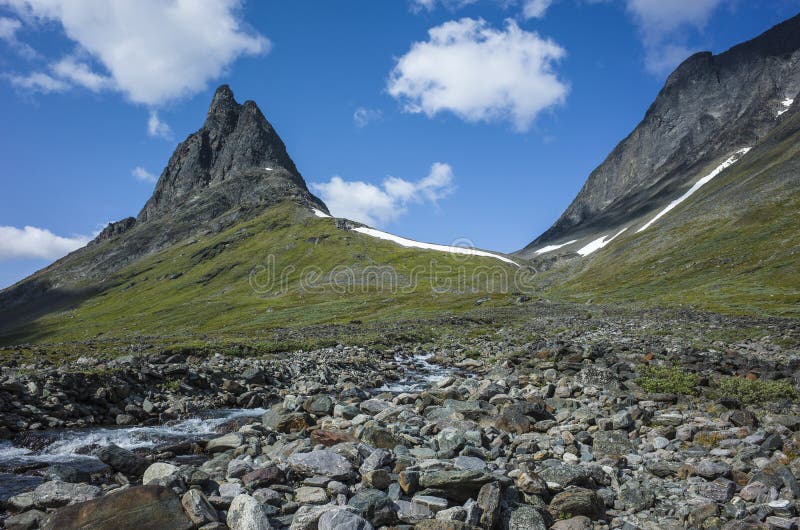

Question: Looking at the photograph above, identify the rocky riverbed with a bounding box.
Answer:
[1,304,799,529]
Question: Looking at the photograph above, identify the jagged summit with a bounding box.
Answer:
[138,84,317,223]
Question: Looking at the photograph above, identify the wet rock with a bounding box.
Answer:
[42,485,193,530]
[95,444,147,476]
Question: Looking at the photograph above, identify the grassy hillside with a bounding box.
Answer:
[0,202,524,345]
[540,107,800,317]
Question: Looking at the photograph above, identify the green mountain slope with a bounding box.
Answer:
[539,101,800,316]
[0,201,521,345]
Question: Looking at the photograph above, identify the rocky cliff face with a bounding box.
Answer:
[138,85,318,223]
[519,13,800,257]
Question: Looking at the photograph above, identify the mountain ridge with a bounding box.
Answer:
[518,12,800,257]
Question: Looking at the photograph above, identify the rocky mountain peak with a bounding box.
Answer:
[138,85,312,223]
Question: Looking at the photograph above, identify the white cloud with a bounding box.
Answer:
[410,0,477,12]
[0,15,21,40]
[353,107,382,128]
[626,0,725,75]
[51,56,113,92]
[387,18,568,131]
[132,166,157,183]
[522,0,553,19]
[8,71,68,93]
[0,225,91,261]
[311,162,455,226]
[147,111,172,139]
[1,0,269,105]
[0,15,37,57]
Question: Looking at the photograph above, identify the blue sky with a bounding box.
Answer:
[0,0,798,289]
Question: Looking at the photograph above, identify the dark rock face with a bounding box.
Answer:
[138,85,317,223]
[519,14,800,255]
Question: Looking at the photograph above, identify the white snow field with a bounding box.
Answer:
[309,208,518,265]
[533,240,578,255]
[637,148,751,233]
[577,228,628,256]
[777,98,794,117]
[352,227,519,266]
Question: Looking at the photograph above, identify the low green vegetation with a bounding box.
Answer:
[636,365,701,395]
[713,376,800,404]
[0,202,522,345]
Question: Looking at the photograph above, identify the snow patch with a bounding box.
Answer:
[264,167,274,171]
[577,228,628,256]
[311,208,331,218]
[637,148,751,233]
[352,226,519,266]
[777,98,794,117]
[533,240,578,255]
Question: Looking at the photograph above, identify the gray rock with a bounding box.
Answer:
[143,462,180,485]
[42,485,193,530]
[206,433,244,453]
[318,508,374,530]
[182,489,218,526]
[506,504,548,530]
[4,509,47,530]
[288,450,354,480]
[347,488,397,526]
[33,480,101,508]
[95,444,148,476]
[591,431,632,457]
[227,494,271,530]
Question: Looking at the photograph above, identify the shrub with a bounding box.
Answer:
[714,376,799,404]
[636,365,700,395]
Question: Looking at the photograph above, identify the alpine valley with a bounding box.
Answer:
[1,11,800,530]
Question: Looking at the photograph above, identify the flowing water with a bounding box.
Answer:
[0,352,451,501]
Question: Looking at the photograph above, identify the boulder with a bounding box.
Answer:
[288,450,354,480]
[227,494,271,530]
[181,489,218,525]
[95,444,148,476]
[42,486,193,530]
[143,462,180,485]
[206,432,244,453]
[33,481,101,508]
[318,508,374,530]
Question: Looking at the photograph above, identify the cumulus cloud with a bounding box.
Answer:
[1,0,269,105]
[0,225,91,261]
[626,0,725,75]
[311,162,455,226]
[147,111,172,140]
[132,166,157,183]
[387,18,568,131]
[353,107,383,128]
